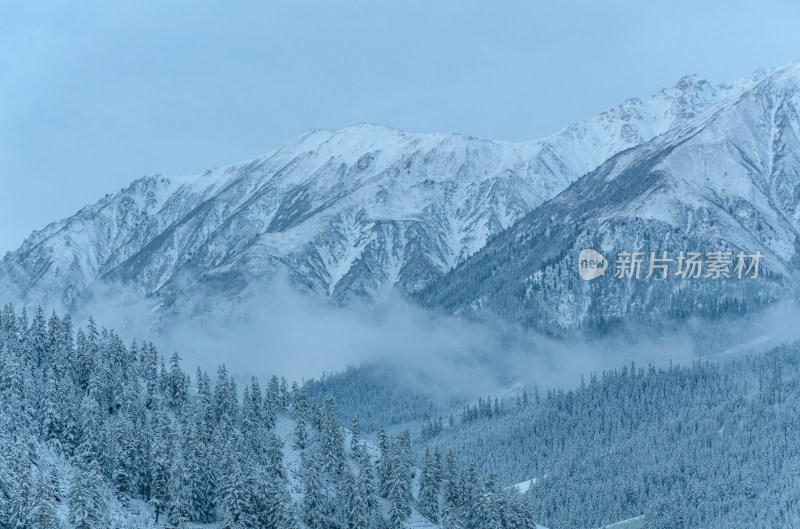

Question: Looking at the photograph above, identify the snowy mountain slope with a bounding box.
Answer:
[411,339,800,528]
[418,62,800,333]
[0,72,767,319]
[14,412,446,529]
[3,300,553,529]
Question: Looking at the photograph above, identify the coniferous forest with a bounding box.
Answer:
[0,305,539,529]
[3,303,800,528]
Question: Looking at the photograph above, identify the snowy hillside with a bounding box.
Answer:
[419,62,800,333]
[0,306,541,529]
[406,340,800,528]
[0,71,766,322]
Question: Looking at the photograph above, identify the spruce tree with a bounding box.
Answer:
[442,499,464,529]
[350,416,361,456]
[264,375,281,429]
[111,409,138,500]
[293,411,308,450]
[358,448,379,527]
[418,447,440,522]
[302,451,327,529]
[444,449,459,507]
[167,441,192,526]
[68,457,107,529]
[77,393,105,469]
[28,465,59,528]
[387,433,413,528]
[29,306,47,368]
[377,424,391,498]
[218,436,251,527]
[320,395,345,474]
[166,352,188,410]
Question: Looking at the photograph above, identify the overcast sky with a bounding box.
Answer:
[2,1,799,254]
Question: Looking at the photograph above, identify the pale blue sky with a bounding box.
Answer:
[2,1,799,253]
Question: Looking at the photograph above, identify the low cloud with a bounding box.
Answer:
[17,277,800,402]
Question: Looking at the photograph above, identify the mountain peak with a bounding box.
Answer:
[419,61,800,332]
[1,66,782,322]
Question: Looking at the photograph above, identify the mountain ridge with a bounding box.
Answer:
[0,68,774,326]
[417,61,800,333]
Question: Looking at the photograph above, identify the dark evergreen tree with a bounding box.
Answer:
[264,375,281,429]
[320,395,346,474]
[28,464,59,529]
[358,448,380,528]
[350,415,361,456]
[387,432,413,528]
[302,451,327,529]
[68,457,107,529]
[418,446,440,523]
[165,351,188,410]
[442,499,464,529]
[377,424,391,498]
[149,403,173,525]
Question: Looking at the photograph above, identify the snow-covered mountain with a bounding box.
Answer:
[418,62,800,333]
[0,71,766,320]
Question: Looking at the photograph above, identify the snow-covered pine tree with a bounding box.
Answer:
[68,456,107,529]
[320,395,345,474]
[460,461,480,526]
[40,366,63,449]
[301,451,327,529]
[77,393,105,470]
[470,472,502,529]
[338,467,357,528]
[29,306,47,368]
[0,431,32,529]
[110,406,138,500]
[357,448,380,528]
[291,386,309,421]
[265,375,281,429]
[214,364,239,433]
[499,488,537,529]
[242,378,265,456]
[441,499,464,529]
[432,447,443,491]
[444,449,459,507]
[418,446,440,523]
[310,398,323,432]
[1,329,36,450]
[58,312,74,365]
[350,416,361,456]
[148,401,173,524]
[281,500,302,529]
[377,424,391,498]
[253,464,289,529]
[165,351,188,411]
[28,464,59,528]
[293,412,308,451]
[142,342,160,406]
[167,439,192,526]
[387,432,413,528]
[280,377,290,410]
[186,406,216,523]
[80,317,100,394]
[217,434,252,528]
